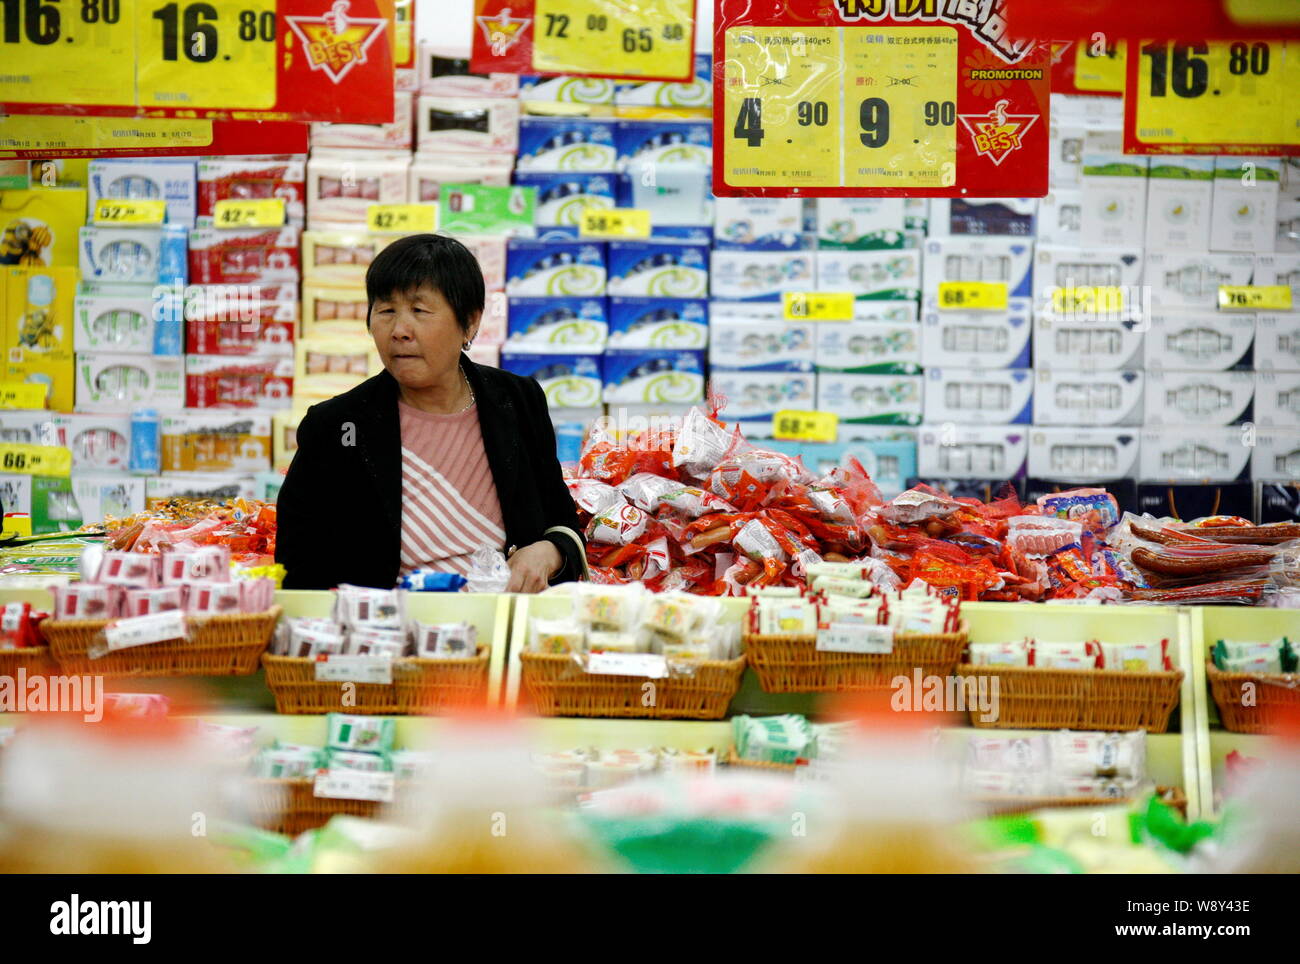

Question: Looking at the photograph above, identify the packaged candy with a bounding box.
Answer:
[968,640,1031,667]
[642,591,719,641]
[238,577,276,613]
[346,626,408,657]
[412,622,478,659]
[161,544,232,584]
[1221,653,1283,674]
[1098,639,1170,672]
[965,734,1050,772]
[1048,731,1146,780]
[287,622,347,658]
[587,630,644,653]
[753,593,817,635]
[53,584,114,620]
[327,748,394,772]
[185,581,243,615]
[334,584,404,630]
[530,617,586,654]
[98,551,160,587]
[122,587,183,616]
[573,582,645,631]
[1033,640,1099,670]
[326,714,397,754]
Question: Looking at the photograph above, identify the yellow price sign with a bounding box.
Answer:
[579,208,651,239]
[937,282,1008,311]
[1074,39,1126,93]
[214,198,286,228]
[0,444,72,477]
[367,204,437,234]
[532,0,693,80]
[1051,286,1126,315]
[0,0,138,106]
[136,0,279,110]
[1,515,33,539]
[93,199,166,224]
[1130,40,1300,150]
[1218,285,1294,311]
[772,410,838,444]
[783,291,854,322]
[0,383,48,410]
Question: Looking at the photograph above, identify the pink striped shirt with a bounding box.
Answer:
[397,401,505,577]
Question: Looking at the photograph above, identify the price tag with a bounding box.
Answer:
[1,515,33,539]
[367,203,437,234]
[1218,285,1294,311]
[104,610,188,652]
[937,281,1008,311]
[0,444,72,477]
[93,199,167,225]
[313,769,395,803]
[1126,40,1300,153]
[529,0,694,80]
[0,383,48,410]
[314,655,394,685]
[579,208,651,239]
[0,0,138,106]
[1074,39,1126,94]
[772,410,838,443]
[213,198,286,228]
[783,291,854,321]
[816,622,894,654]
[1050,286,1126,315]
[586,652,669,678]
[136,0,279,110]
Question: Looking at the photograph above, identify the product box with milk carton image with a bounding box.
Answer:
[1143,311,1254,371]
[1144,155,1214,251]
[816,321,921,374]
[923,368,1033,425]
[916,425,1028,480]
[1139,426,1251,482]
[1080,151,1148,247]
[1028,427,1141,482]
[608,241,710,297]
[709,320,815,372]
[1033,369,1144,426]
[921,300,1032,369]
[816,373,923,425]
[817,250,921,301]
[713,197,805,251]
[815,198,907,249]
[710,371,815,423]
[1032,315,1144,371]
[1143,370,1255,426]
[499,352,602,409]
[709,250,814,301]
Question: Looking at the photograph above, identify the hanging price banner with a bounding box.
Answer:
[93,199,167,224]
[1005,0,1300,41]
[1048,40,1125,98]
[937,281,1008,310]
[1218,284,1293,310]
[0,116,307,160]
[714,0,1049,198]
[0,444,72,477]
[367,203,437,233]
[214,198,286,228]
[772,409,838,443]
[782,291,855,321]
[579,208,651,238]
[1,0,395,123]
[1123,39,1300,154]
[471,0,696,81]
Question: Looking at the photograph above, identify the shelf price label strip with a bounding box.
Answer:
[782,291,855,321]
[772,409,837,443]
[1123,39,1300,154]
[0,444,73,478]
[367,203,437,234]
[578,208,651,238]
[470,0,697,82]
[713,0,1050,198]
[0,0,395,123]
[93,199,167,225]
[1218,285,1293,311]
[938,281,1008,311]
[214,198,287,228]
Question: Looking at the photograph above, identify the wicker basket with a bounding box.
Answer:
[261,647,490,715]
[41,607,281,677]
[974,785,1188,817]
[743,624,968,694]
[518,651,746,719]
[955,663,1184,732]
[1207,661,1300,734]
[247,777,394,837]
[0,646,60,678]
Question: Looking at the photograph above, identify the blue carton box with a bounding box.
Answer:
[516,117,618,172]
[615,120,712,170]
[500,352,603,409]
[603,348,705,405]
[613,53,713,107]
[505,239,606,296]
[513,172,617,228]
[607,296,708,349]
[505,296,607,353]
[713,197,806,251]
[606,240,709,297]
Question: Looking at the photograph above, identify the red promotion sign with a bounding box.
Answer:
[0,119,309,160]
[714,0,1051,198]
[0,0,395,124]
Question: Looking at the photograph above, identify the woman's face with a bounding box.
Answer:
[370,283,480,389]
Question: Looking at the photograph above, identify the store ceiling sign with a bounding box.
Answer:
[1123,40,1300,154]
[713,0,1050,198]
[1005,0,1300,40]
[0,0,395,123]
[471,0,697,81]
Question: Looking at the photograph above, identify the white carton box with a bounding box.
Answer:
[815,250,921,301]
[1080,151,1148,247]
[311,91,414,152]
[709,251,816,301]
[1048,121,1084,189]
[1255,370,1300,425]
[1144,370,1255,425]
[1032,315,1144,371]
[147,473,257,505]
[88,159,198,227]
[1255,313,1300,371]
[418,44,520,97]
[407,155,513,203]
[0,412,58,446]
[74,354,183,413]
[52,413,131,470]
[1145,155,1215,251]
[815,198,907,249]
[71,473,146,523]
[708,320,815,372]
[714,197,805,249]
[1035,189,1082,247]
[816,373,923,425]
[74,283,156,355]
[920,300,1032,368]
[1028,427,1141,481]
[1144,311,1255,371]
[926,199,1036,238]
[916,425,1028,480]
[1144,250,1255,309]
[1032,244,1143,307]
[306,156,409,228]
[922,368,1033,425]
[1140,427,1251,482]
[815,321,921,374]
[1210,156,1281,253]
[1034,369,1144,426]
[1251,429,1300,480]
[417,95,520,154]
[1252,254,1300,306]
[920,237,1033,300]
[710,371,816,422]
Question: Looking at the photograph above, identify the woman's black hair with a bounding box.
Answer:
[364,233,485,332]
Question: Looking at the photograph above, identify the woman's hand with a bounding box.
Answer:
[506,541,563,593]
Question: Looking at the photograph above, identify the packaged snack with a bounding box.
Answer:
[968,640,1031,667]
[966,734,1051,772]
[1098,639,1170,672]
[412,622,477,659]
[334,584,404,630]
[326,714,397,754]
[97,551,160,587]
[161,544,231,585]
[1056,776,1146,799]
[254,746,325,779]
[753,594,817,635]
[810,575,876,598]
[397,570,468,592]
[530,617,585,654]
[185,582,243,615]
[586,502,648,545]
[586,630,644,654]
[566,478,625,516]
[327,749,394,772]
[731,714,815,765]
[1034,641,1099,670]
[1221,653,1283,674]
[963,769,1056,797]
[53,584,114,620]
[671,408,734,481]
[1007,517,1085,556]
[1048,731,1146,780]
[391,751,437,781]
[573,583,645,631]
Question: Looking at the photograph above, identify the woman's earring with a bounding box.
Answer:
[463,339,473,351]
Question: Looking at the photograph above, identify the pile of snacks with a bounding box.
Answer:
[527,583,740,660]
[968,638,1174,672]
[1211,638,1297,675]
[270,584,477,660]
[533,746,717,791]
[103,498,279,570]
[250,715,434,780]
[963,731,1151,800]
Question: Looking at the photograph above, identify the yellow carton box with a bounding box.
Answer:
[0,188,87,267]
[6,355,75,412]
[294,335,381,402]
[5,265,77,362]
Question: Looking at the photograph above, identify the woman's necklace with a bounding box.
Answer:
[457,370,476,413]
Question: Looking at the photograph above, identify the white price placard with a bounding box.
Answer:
[314,655,394,685]
[313,769,395,803]
[104,611,188,652]
[586,652,669,678]
[816,623,894,655]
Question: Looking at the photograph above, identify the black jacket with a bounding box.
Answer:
[275,358,585,590]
